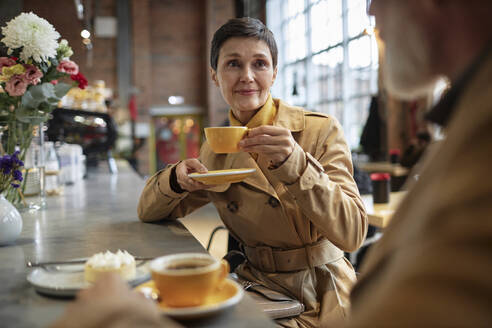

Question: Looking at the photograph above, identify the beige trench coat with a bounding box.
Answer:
[330,50,492,327]
[139,99,367,328]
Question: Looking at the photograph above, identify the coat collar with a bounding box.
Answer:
[229,94,277,128]
[203,98,306,197]
[272,98,305,132]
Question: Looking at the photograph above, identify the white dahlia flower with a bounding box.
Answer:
[1,12,60,63]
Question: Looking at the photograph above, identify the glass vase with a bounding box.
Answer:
[21,123,46,211]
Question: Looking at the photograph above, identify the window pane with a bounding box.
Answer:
[347,68,372,97]
[324,101,344,123]
[312,48,343,103]
[267,0,283,30]
[314,101,343,122]
[287,0,304,18]
[318,74,343,102]
[348,36,372,68]
[312,47,343,69]
[285,13,306,62]
[346,96,371,148]
[284,62,307,106]
[311,0,343,52]
[347,0,370,38]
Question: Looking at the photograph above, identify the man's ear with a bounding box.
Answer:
[210,68,219,87]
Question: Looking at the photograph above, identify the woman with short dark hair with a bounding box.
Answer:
[139,17,367,327]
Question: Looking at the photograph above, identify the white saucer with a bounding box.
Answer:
[27,261,150,297]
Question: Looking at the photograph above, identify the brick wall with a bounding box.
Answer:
[21,0,237,175]
[206,0,235,127]
[23,0,117,92]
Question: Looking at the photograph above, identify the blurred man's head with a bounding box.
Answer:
[369,0,492,100]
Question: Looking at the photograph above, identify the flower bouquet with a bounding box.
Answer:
[0,12,87,207]
[0,151,24,191]
[0,150,24,244]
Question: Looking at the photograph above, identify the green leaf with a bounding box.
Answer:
[54,82,72,98]
[50,57,59,67]
[31,83,56,101]
[42,69,65,83]
[15,106,46,124]
[38,61,49,74]
[21,90,42,108]
[21,83,61,110]
[17,82,62,123]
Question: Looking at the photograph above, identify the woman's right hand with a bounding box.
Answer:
[175,159,211,192]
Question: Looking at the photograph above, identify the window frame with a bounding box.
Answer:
[267,0,378,149]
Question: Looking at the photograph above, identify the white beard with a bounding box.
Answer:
[381,10,440,100]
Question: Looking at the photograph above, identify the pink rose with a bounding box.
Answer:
[0,57,16,71]
[23,64,43,85]
[5,75,28,96]
[50,79,58,85]
[57,60,79,75]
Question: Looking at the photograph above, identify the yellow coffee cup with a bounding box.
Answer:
[204,126,248,153]
[149,253,230,308]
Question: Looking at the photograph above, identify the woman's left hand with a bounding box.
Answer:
[238,125,296,167]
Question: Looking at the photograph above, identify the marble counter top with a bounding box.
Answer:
[0,161,273,328]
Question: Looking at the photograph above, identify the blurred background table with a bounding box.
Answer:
[357,161,409,177]
[362,191,406,228]
[0,160,274,328]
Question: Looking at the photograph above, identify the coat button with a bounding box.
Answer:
[227,201,239,213]
[268,197,280,208]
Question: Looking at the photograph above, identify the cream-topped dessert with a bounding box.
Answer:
[84,250,136,283]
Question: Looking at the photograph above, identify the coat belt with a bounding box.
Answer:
[242,239,344,273]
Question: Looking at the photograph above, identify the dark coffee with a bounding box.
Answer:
[165,259,212,271]
[167,263,203,270]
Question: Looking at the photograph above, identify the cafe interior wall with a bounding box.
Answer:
[11,0,239,176]
[10,0,434,177]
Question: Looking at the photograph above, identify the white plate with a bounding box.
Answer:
[27,261,150,297]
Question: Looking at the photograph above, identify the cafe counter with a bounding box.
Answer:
[0,160,274,328]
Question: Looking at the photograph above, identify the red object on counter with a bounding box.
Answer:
[370,173,391,181]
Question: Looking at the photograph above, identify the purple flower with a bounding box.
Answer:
[1,155,13,174]
[11,151,23,166]
[0,152,24,192]
[13,169,23,182]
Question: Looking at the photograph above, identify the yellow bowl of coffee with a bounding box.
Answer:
[149,253,229,308]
